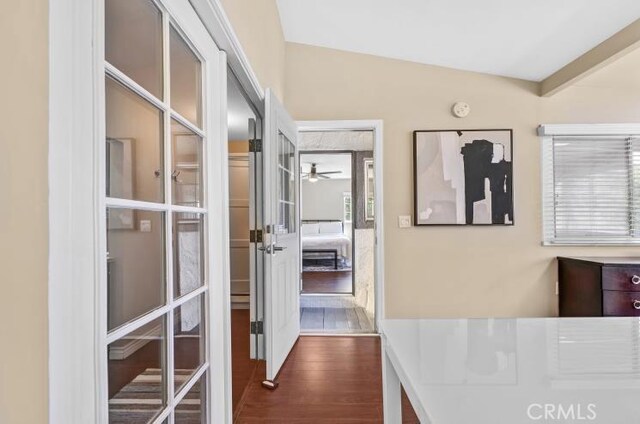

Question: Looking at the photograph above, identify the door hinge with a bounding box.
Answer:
[249,139,262,153]
[250,320,264,335]
[249,229,263,243]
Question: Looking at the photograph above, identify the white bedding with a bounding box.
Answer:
[301,233,351,257]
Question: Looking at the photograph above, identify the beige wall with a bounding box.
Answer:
[284,42,640,318]
[0,1,49,423]
[219,0,286,100]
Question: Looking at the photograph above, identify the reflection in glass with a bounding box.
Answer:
[170,26,202,126]
[173,213,204,299]
[106,76,164,203]
[175,374,207,423]
[105,0,163,98]
[174,295,206,392]
[107,208,165,331]
[108,316,166,423]
[172,120,203,207]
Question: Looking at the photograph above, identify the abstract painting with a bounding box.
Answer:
[413,129,513,226]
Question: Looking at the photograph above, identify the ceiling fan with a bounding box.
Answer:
[302,163,341,182]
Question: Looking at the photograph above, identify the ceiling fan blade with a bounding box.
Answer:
[318,174,330,179]
[318,171,342,175]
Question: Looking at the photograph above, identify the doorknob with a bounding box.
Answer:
[258,244,287,254]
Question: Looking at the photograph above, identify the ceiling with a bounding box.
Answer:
[276,0,640,81]
[301,153,352,179]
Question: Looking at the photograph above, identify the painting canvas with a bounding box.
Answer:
[413,129,513,226]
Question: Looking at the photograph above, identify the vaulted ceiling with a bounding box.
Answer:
[276,0,640,81]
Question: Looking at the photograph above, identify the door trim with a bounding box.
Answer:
[296,120,385,331]
[49,0,102,421]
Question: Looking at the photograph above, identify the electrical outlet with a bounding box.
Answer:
[140,220,152,233]
[398,215,412,228]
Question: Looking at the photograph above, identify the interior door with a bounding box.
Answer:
[263,89,300,381]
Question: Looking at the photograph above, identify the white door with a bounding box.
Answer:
[263,89,301,381]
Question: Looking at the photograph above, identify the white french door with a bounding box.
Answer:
[262,89,301,381]
[101,0,228,423]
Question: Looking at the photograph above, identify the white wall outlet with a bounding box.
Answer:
[140,220,152,233]
[398,215,412,228]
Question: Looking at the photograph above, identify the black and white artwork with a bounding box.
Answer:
[413,129,513,226]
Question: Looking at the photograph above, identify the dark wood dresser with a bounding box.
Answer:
[558,257,640,317]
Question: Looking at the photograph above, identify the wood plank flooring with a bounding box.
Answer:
[231,309,260,412]
[301,307,374,333]
[234,336,383,423]
[302,271,353,293]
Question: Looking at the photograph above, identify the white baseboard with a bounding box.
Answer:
[108,324,161,360]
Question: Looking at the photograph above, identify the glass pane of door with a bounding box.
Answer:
[171,120,203,207]
[107,208,165,331]
[170,26,202,127]
[105,0,163,98]
[173,295,206,391]
[174,374,207,423]
[108,316,166,423]
[106,76,165,203]
[277,132,296,234]
[173,213,204,299]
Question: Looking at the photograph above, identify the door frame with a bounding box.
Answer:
[297,120,385,331]
[49,0,263,422]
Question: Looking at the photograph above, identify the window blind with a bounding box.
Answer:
[542,135,640,244]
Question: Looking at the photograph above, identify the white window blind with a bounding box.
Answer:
[542,134,640,244]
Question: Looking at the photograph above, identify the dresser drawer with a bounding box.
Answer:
[602,266,640,291]
[603,291,640,316]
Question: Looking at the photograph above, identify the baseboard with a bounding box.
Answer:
[108,324,161,360]
[231,294,250,309]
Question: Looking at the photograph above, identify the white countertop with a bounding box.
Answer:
[382,318,640,424]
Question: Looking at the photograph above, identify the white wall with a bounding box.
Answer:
[301,179,352,225]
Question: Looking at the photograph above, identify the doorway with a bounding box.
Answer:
[300,152,354,295]
[226,70,262,415]
[298,131,378,334]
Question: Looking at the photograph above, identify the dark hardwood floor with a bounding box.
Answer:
[302,271,353,293]
[231,309,260,413]
[232,333,420,423]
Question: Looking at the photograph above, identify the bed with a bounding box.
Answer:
[301,220,351,269]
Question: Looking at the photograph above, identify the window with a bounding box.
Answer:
[540,124,640,245]
[343,192,352,223]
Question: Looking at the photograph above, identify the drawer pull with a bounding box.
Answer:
[634,300,640,310]
[632,275,640,285]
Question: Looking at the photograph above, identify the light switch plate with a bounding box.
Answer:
[398,215,412,228]
[140,220,152,233]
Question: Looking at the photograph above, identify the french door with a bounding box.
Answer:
[101,0,228,423]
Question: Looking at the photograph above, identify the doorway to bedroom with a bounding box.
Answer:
[299,132,376,334]
[300,152,354,295]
